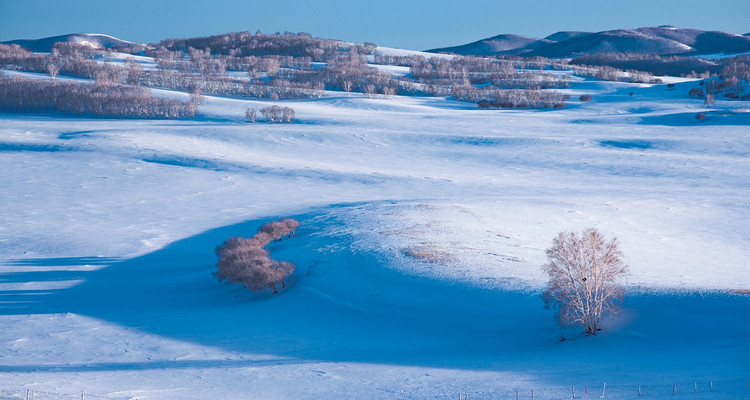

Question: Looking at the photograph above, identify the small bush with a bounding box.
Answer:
[215,218,300,294]
[579,94,592,102]
[689,87,705,99]
[695,112,706,121]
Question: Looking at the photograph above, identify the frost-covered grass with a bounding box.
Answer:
[0,71,748,399]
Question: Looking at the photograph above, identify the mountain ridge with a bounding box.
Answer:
[1,33,136,52]
[427,26,750,57]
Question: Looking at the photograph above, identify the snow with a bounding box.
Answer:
[372,46,454,59]
[0,66,749,399]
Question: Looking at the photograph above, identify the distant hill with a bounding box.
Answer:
[427,34,552,56]
[543,31,591,42]
[1,33,137,52]
[427,26,750,58]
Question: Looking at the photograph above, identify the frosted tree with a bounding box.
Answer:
[542,228,628,335]
[260,105,282,122]
[245,107,257,122]
[281,106,295,123]
[46,63,59,79]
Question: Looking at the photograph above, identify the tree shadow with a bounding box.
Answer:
[0,204,748,379]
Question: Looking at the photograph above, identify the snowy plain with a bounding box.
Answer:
[0,56,749,399]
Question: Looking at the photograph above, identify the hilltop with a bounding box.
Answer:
[428,26,750,57]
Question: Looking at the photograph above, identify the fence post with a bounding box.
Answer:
[601,382,606,398]
[572,385,575,399]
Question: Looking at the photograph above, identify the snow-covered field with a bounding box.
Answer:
[1,69,749,399]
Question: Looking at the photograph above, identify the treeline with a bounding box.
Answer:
[571,53,720,78]
[0,74,196,118]
[140,70,324,100]
[572,64,662,84]
[9,30,725,110]
[0,43,324,100]
[0,43,120,80]
[455,87,567,109]
[153,31,375,61]
[714,59,750,100]
[688,61,750,102]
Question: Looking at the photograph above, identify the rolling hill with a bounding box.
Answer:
[1,33,137,52]
[427,26,750,57]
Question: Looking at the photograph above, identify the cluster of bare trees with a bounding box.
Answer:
[688,64,750,105]
[407,56,572,107]
[17,29,739,112]
[473,71,571,90]
[704,61,750,100]
[572,64,662,84]
[153,31,364,61]
[570,53,720,78]
[0,43,136,82]
[0,74,196,118]
[215,218,300,294]
[542,228,628,335]
[139,69,323,100]
[245,105,295,123]
[465,87,567,109]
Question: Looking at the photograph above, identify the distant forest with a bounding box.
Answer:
[1,30,748,117]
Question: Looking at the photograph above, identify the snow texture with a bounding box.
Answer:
[0,61,749,399]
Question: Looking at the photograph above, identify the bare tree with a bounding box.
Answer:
[124,57,142,85]
[245,107,256,122]
[281,106,295,123]
[189,87,203,104]
[542,228,628,335]
[46,63,59,79]
[704,93,715,108]
[260,105,282,122]
[364,83,376,98]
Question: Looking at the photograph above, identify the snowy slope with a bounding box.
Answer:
[1,33,137,52]
[0,68,749,398]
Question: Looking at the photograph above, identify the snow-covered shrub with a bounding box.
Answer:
[215,218,299,294]
[542,228,628,335]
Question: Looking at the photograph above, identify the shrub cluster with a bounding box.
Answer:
[0,74,196,118]
[215,218,300,294]
[245,105,295,123]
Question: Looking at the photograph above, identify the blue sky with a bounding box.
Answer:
[2,0,748,50]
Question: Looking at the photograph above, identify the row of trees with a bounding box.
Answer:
[245,105,295,123]
[152,31,374,61]
[215,218,300,293]
[572,64,662,84]
[0,74,196,118]
[570,53,720,78]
